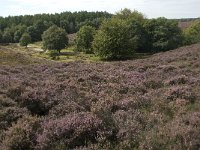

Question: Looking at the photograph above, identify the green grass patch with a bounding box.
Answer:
[1,43,150,64]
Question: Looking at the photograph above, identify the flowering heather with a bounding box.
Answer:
[37,112,104,149]
[0,44,200,149]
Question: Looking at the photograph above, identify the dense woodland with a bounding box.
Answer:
[1,9,200,60]
[0,11,112,42]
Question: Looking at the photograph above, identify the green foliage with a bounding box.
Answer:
[26,21,49,42]
[76,25,96,53]
[92,9,147,59]
[42,25,68,52]
[14,25,27,43]
[115,9,148,53]
[20,33,31,47]
[115,8,145,22]
[0,30,2,43]
[48,50,60,60]
[0,11,112,43]
[27,26,39,42]
[144,18,183,52]
[14,30,22,43]
[2,30,13,43]
[1,116,41,150]
[184,20,200,45]
[93,18,138,59]
[60,20,70,33]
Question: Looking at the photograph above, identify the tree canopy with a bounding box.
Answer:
[184,20,200,45]
[0,11,112,43]
[92,9,147,59]
[0,30,2,43]
[75,25,96,53]
[144,18,183,52]
[93,17,138,59]
[20,33,31,47]
[42,25,68,52]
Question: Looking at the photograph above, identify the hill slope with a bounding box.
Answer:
[0,45,49,66]
[0,44,200,149]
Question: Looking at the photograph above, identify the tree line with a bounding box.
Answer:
[1,9,200,60]
[0,11,112,43]
[74,9,200,59]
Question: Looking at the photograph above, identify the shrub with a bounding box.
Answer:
[14,30,23,43]
[0,107,29,131]
[2,30,13,43]
[7,85,54,116]
[144,17,183,52]
[166,86,196,102]
[17,87,56,116]
[164,75,189,85]
[184,20,200,45]
[92,9,149,59]
[1,116,41,150]
[75,25,96,54]
[42,25,68,53]
[48,50,60,60]
[114,9,148,52]
[48,101,86,118]
[37,112,105,149]
[19,33,31,47]
[115,8,145,22]
[0,97,16,108]
[0,30,2,43]
[92,18,137,59]
[140,113,200,150]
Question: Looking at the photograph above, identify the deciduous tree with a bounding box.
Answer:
[42,25,68,53]
[20,33,31,47]
[76,25,96,53]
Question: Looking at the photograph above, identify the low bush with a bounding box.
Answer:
[1,116,41,150]
[75,25,96,54]
[37,112,105,149]
[184,20,200,45]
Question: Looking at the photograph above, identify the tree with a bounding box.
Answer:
[114,8,148,53]
[0,11,112,44]
[42,25,68,52]
[115,8,145,22]
[0,30,2,43]
[14,25,27,43]
[20,33,31,47]
[92,17,138,60]
[2,30,13,43]
[14,30,22,43]
[184,20,200,45]
[144,18,183,52]
[27,26,40,42]
[75,25,96,53]
[92,9,148,59]
[60,20,70,33]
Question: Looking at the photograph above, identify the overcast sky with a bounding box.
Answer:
[0,0,199,18]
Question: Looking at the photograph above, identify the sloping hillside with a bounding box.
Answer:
[0,44,200,149]
[178,20,194,29]
[0,45,49,66]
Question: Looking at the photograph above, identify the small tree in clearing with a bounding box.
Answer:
[42,25,68,53]
[20,33,31,47]
[184,20,200,45]
[75,25,96,54]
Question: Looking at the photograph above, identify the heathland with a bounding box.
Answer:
[0,9,200,150]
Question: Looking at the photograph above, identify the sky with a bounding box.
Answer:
[0,0,199,19]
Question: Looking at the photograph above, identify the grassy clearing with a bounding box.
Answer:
[19,42,101,63]
[1,42,151,65]
[0,44,47,66]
